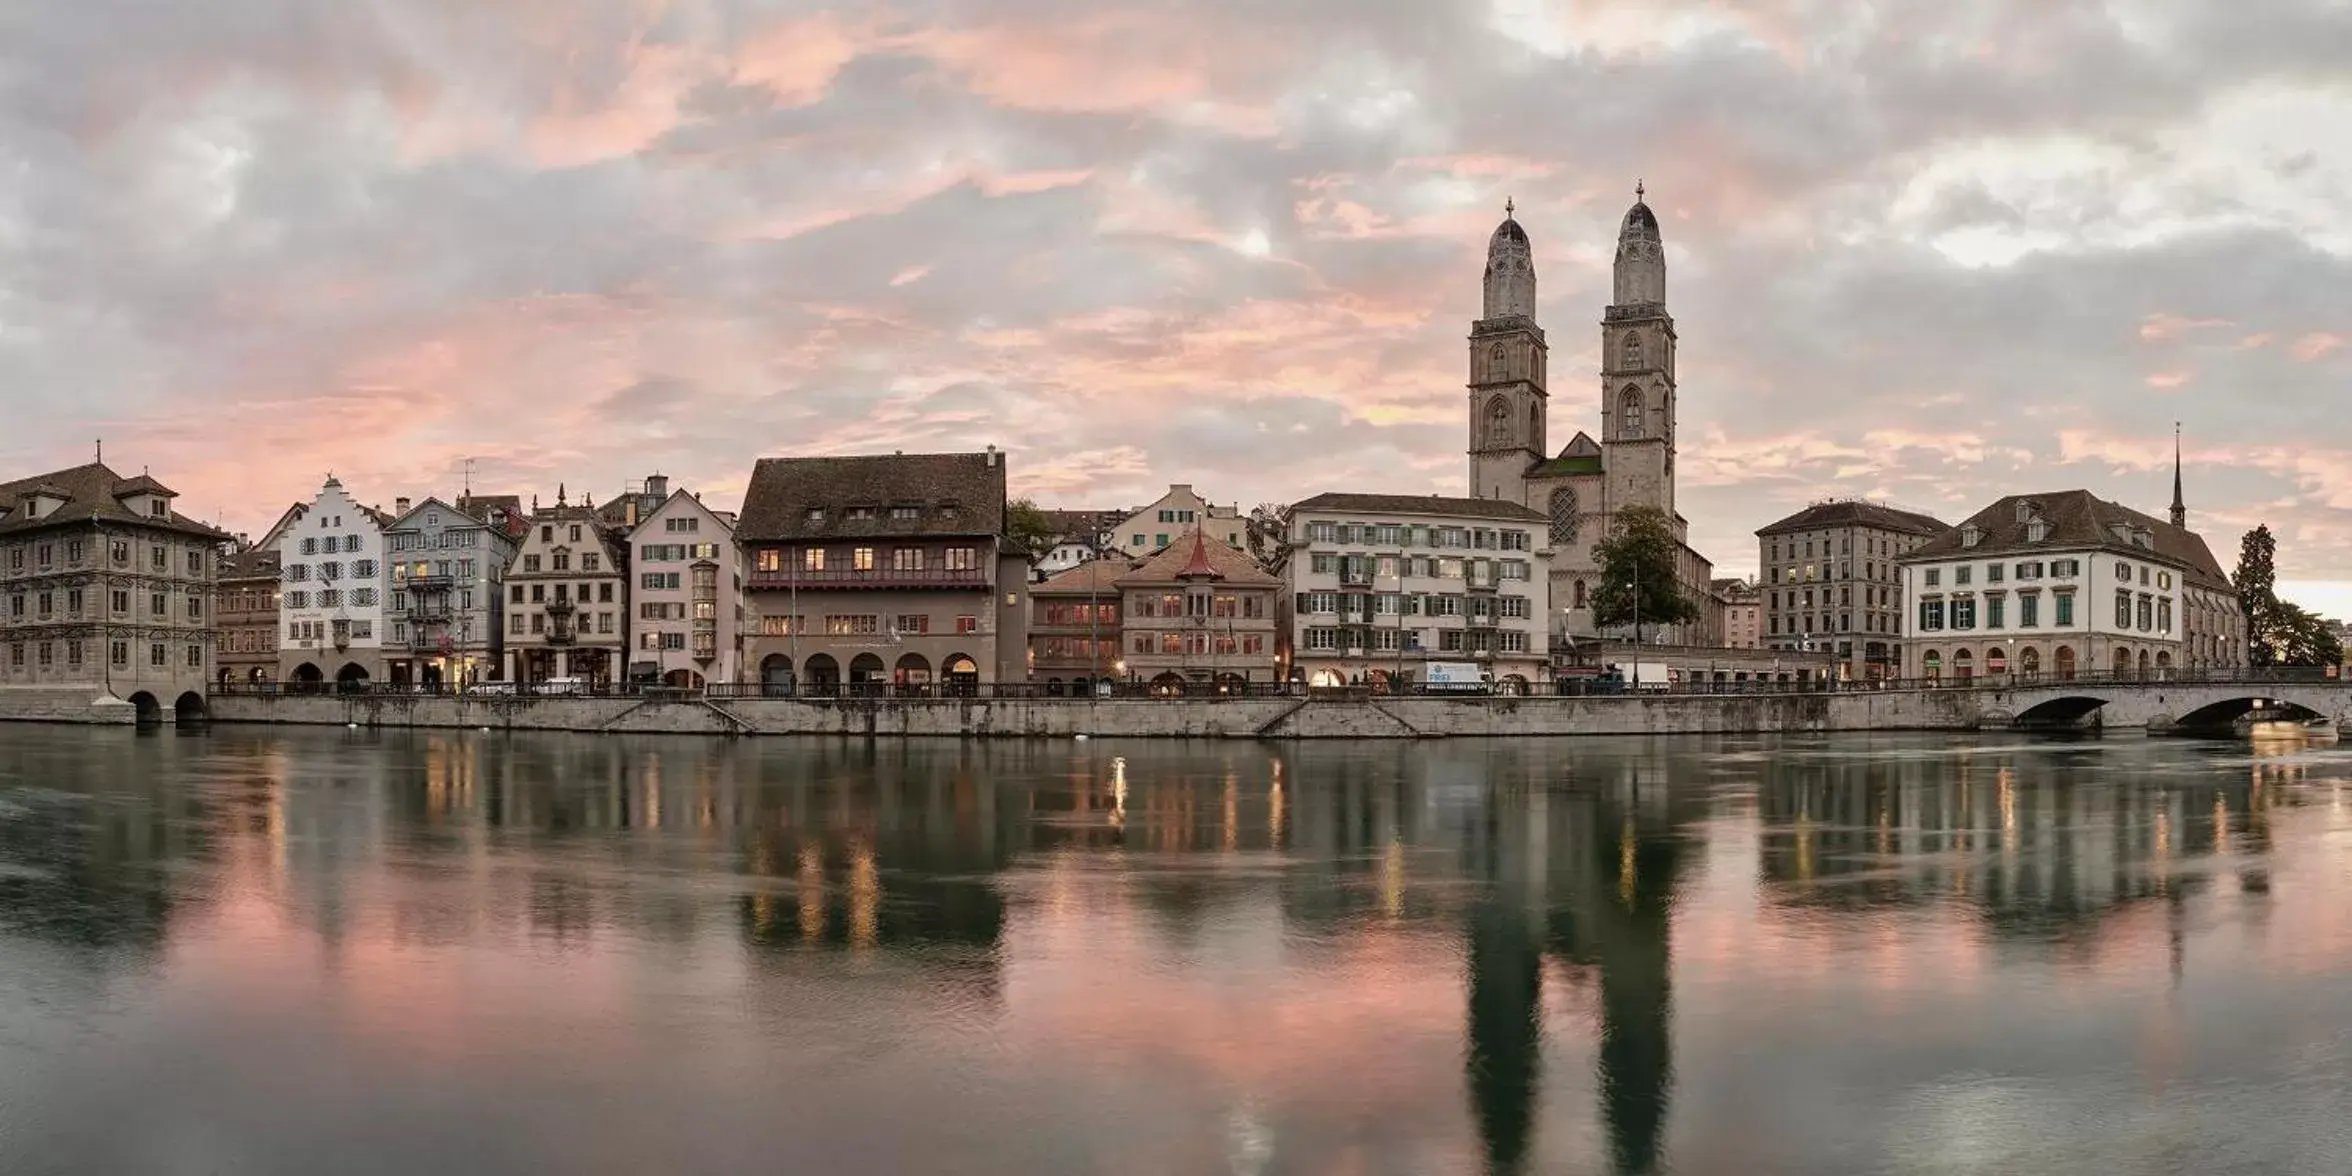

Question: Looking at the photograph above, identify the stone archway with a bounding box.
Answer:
[291,662,324,691]
[2113,646,2132,676]
[126,691,162,725]
[760,653,794,695]
[335,662,370,692]
[1150,671,1187,696]
[1985,648,2007,676]
[2055,646,2077,680]
[2019,646,2041,679]
[942,654,979,697]
[848,652,887,695]
[1921,649,1942,682]
[803,653,840,695]
[173,692,207,725]
[1952,648,1973,682]
[894,652,933,696]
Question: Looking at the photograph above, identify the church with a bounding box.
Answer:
[1466,187,1721,646]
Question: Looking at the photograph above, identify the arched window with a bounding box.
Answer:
[1528,402,1541,446]
[1623,334,1643,368]
[1573,580,1587,609]
[1619,387,1644,439]
[1490,343,1507,377]
[1485,395,1511,444]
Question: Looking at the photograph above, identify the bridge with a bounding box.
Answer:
[1957,673,2352,732]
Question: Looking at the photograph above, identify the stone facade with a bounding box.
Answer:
[1465,191,1718,646]
[383,496,520,689]
[627,487,748,687]
[1757,499,1948,680]
[276,476,393,687]
[1715,578,1760,649]
[1284,493,1552,689]
[215,546,281,686]
[0,462,227,718]
[502,496,630,686]
[737,450,1030,694]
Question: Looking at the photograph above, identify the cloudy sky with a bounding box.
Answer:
[2,0,2347,596]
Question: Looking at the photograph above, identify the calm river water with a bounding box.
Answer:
[2,726,2349,1175]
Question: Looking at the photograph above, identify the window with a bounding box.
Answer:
[2054,592,2075,626]
[1986,596,2005,629]
[853,546,875,571]
[2136,596,2153,631]
[2020,593,2040,627]
[2116,591,2132,628]
[187,645,202,668]
[957,615,979,634]
[894,614,931,635]
[1986,563,2004,584]
[1954,566,1972,587]
[945,548,977,571]
[804,548,826,572]
[826,615,879,635]
[2115,561,2131,581]
[149,643,166,667]
[1918,600,1945,631]
[1923,568,1939,588]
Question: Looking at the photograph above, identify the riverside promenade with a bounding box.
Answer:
[178,671,2352,738]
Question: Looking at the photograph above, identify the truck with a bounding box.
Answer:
[1608,662,1673,693]
[1422,662,1492,694]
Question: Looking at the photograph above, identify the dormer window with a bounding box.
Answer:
[890,505,920,520]
[2025,519,2048,543]
[805,507,824,523]
[1959,524,1981,548]
[149,500,166,518]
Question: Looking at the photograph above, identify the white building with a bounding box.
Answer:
[1897,490,2238,681]
[628,487,748,687]
[1031,509,1122,580]
[1113,484,1245,555]
[1284,493,1552,690]
[276,475,393,688]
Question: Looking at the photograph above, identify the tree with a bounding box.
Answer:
[2270,600,2344,668]
[1245,502,1296,574]
[1002,498,1055,562]
[1590,505,1698,642]
[2234,525,2277,664]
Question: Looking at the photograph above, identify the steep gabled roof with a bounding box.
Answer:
[0,463,230,540]
[1116,527,1279,587]
[1903,490,2233,592]
[1032,557,1134,596]
[737,452,1008,541]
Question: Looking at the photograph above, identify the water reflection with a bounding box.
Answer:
[0,728,2348,1174]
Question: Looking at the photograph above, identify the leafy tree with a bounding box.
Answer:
[2269,600,2345,668]
[1245,502,1296,574]
[1591,505,1698,642]
[1003,499,1056,561]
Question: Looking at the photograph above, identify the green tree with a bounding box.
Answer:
[2269,600,2345,668]
[2233,525,2278,664]
[1002,499,1056,562]
[1591,505,1698,642]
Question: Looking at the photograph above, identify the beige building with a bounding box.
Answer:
[1757,499,1948,681]
[737,450,1029,694]
[215,547,281,686]
[1117,529,1280,691]
[1284,492,1553,690]
[0,462,228,721]
[1898,489,2241,681]
[1715,578,1761,649]
[1028,558,1124,689]
[503,492,629,686]
[1463,189,1719,646]
[627,484,748,687]
[1112,484,1245,555]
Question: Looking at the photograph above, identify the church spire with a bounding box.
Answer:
[2169,422,2186,528]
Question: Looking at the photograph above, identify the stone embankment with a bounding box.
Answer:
[199,690,1992,739]
[0,688,137,725]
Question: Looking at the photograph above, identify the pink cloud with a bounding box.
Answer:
[2290,332,2344,362]
[2144,370,2194,389]
[2138,313,2232,342]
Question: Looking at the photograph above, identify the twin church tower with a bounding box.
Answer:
[1466,187,1717,642]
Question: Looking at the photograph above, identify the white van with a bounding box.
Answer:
[537,677,589,696]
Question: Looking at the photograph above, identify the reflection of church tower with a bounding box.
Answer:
[1600,184,1677,524]
[1467,898,1543,1175]
[1468,201,1549,502]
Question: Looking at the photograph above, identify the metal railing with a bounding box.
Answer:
[205,665,2329,703]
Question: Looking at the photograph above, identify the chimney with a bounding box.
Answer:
[985,444,999,467]
[395,496,411,517]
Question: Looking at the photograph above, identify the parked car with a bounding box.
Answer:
[471,681,516,696]
[537,677,589,696]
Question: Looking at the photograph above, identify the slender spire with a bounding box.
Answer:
[2169,422,2186,528]
[1635,178,1645,202]
[1504,196,1515,219]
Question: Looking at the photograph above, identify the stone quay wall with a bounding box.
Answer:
[0,688,139,725]
[200,689,1992,739]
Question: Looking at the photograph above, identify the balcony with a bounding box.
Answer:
[1468,613,1499,628]
[546,598,576,615]
[400,573,454,591]
[1338,567,1376,587]
[546,629,576,646]
[748,566,991,590]
[408,606,451,625]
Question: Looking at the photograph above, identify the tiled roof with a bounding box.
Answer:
[1033,558,1134,595]
[1117,527,1279,586]
[0,462,230,540]
[1290,492,1546,523]
[1040,508,1122,539]
[737,452,1008,541]
[1757,499,1948,537]
[221,547,282,581]
[1903,490,2234,591]
[1527,432,1605,479]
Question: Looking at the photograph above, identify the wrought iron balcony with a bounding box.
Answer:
[546,629,576,646]
[546,598,576,615]
[400,573,455,591]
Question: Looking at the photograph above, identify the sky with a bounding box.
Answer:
[1,0,2347,602]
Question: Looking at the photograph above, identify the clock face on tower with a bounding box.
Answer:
[1548,486,1579,545]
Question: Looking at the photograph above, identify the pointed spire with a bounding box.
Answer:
[1176,528,1221,581]
[1504,196,1515,219]
[1635,178,1645,202]
[2169,422,2186,528]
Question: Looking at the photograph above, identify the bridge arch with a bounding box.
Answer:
[2170,696,2328,729]
[2014,695,2111,726]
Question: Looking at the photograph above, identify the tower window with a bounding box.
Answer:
[1490,343,1506,376]
[1619,387,1644,439]
[1624,334,1643,368]
[1486,395,1511,444]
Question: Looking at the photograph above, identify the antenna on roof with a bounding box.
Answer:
[462,457,476,498]
[95,439,102,464]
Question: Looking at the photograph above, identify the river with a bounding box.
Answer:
[1,727,2348,1174]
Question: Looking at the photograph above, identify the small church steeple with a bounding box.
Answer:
[2169,422,2186,528]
